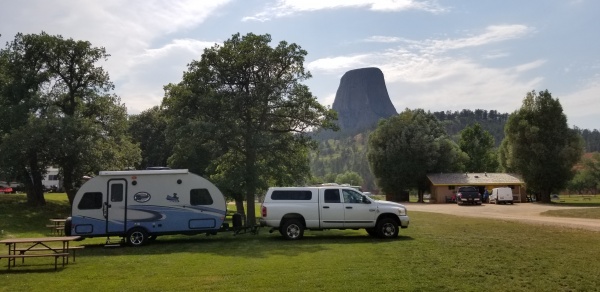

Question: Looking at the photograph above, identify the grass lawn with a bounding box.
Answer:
[541,208,600,219]
[1,193,600,291]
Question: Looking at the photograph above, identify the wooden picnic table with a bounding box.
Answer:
[0,236,81,270]
[47,218,67,235]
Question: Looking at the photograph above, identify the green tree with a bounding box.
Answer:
[323,173,338,183]
[368,109,467,202]
[500,90,583,202]
[0,32,58,205]
[0,32,140,205]
[335,171,363,186]
[128,106,170,169]
[458,123,499,172]
[568,153,600,194]
[162,33,337,225]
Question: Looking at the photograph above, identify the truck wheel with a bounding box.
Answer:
[365,228,377,237]
[281,219,304,240]
[126,227,148,247]
[376,218,398,238]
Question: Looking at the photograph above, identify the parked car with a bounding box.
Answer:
[456,186,481,205]
[489,187,514,204]
[0,186,13,193]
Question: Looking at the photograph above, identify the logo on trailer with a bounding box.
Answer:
[133,192,151,203]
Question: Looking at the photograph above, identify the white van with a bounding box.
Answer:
[490,187,514,204]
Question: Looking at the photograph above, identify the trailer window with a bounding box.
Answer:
[78,192,103,210]
[110,183,124,202]
[190,189,213,205]
[271,190,312,200]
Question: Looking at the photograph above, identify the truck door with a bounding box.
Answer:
[105,179,127,234]
[320,189,345,228]
[342,189,376,228]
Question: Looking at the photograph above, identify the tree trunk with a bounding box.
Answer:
[24,159,46,206]
[62,164,76,205]
[539,190,551,203]
[244,146,257,227]
[234,196,246,227]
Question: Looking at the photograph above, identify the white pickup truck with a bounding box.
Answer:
[259,186,409,240]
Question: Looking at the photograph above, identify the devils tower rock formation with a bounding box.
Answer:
[332,67,397,133]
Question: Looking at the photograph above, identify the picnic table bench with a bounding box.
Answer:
[0,236,81,270]
[582,196,592,201]
[0,253,69,270]
[13,246,84,262]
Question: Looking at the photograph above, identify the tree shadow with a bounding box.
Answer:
[77,231,415,259]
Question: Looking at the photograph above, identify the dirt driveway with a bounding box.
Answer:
[404,202,600,232]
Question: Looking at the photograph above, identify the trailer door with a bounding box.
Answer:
[105,179,127,234]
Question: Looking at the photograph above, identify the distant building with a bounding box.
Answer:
[426,173,526,203]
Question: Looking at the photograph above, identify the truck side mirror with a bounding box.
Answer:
[362,197,371,204]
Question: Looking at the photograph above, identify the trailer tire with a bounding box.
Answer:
[126,227,148,247]
[281,219,304,240]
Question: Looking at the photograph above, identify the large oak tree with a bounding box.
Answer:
[162,33,337,225]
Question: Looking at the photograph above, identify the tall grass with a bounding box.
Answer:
[1,193,599,291]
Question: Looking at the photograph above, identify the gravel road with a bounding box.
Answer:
[403,202,600,232]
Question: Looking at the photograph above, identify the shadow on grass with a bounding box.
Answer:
[76,231,415,259]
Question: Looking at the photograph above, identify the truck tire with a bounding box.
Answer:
[281,219,304,240]
[126,227,148,247]
[376,218,399,239]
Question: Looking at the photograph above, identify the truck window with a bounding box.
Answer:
[271,190,312,200]
[190,189,214,205]
[78,192,103,210]
[324,189,340,203]
[342,189,363,204]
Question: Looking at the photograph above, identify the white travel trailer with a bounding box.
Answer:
[66,169,227,246]
[42,167,60,191]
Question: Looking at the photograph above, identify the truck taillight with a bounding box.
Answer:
[261,206,267,217]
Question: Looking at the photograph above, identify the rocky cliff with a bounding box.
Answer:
[332,67,397,133]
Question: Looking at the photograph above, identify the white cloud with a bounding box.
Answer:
[363,36,405,43]
[560,79,600,123]
[419,25,532,54]
[514,60,546,72]
[243,0,446,21]
[0,0,231,114]
[307,54,372,73]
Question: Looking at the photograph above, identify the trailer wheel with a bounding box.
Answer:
[376,218,398,239]
[281,219,304,240]
[126,227,148,247]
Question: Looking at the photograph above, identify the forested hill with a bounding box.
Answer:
[432,109,509,146]
[309,108,600,192]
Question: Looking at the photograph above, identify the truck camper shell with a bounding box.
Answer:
[66,169,227,246]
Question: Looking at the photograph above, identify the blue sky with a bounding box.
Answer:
[1,0,598,129]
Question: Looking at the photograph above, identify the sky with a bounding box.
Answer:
[1,0,599,130]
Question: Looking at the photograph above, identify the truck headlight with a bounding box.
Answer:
[397,207,407,216]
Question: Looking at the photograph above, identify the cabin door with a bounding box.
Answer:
[105,179,127,234]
